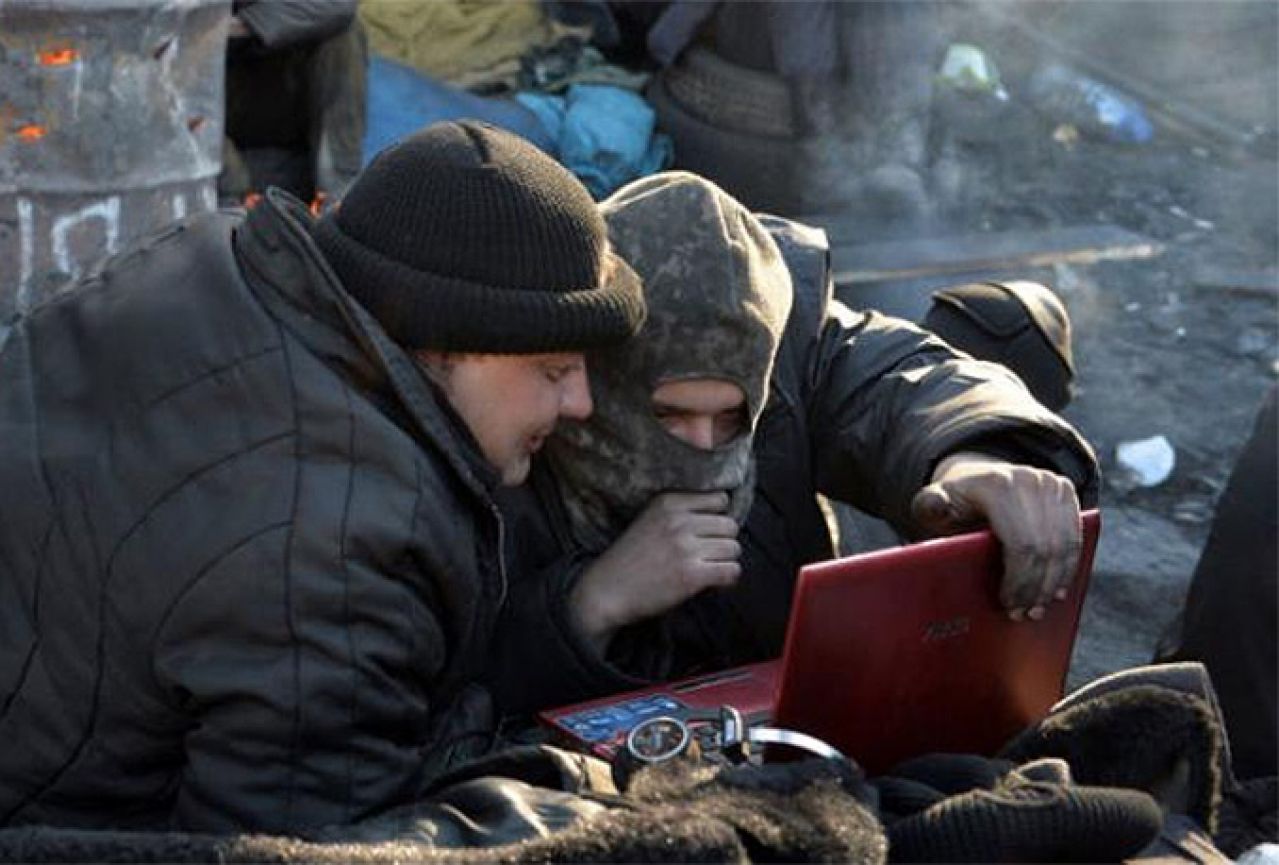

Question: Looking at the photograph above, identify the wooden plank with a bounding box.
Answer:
[1192,265,1279,297]
[835,267,1061,322]
[828,224,1162,286]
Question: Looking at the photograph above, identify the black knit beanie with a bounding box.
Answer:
[312,121,645,352]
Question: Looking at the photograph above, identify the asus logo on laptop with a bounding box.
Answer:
[922,616,971,643]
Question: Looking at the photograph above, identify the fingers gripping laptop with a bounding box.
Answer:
[540,509,1102,775]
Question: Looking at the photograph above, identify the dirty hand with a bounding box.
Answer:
[910,451,1082,622]
[569,491,741,651]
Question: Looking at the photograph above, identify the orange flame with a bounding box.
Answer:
[38,47,79,66]
[17,124,47,141]
[243,192,263,210]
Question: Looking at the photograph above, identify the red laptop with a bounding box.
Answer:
[540,509,1101,775]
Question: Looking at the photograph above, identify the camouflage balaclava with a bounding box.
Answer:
[546,172,794,551]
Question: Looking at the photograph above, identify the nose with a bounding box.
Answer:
[559,368,593,420]
[684,416,716,451]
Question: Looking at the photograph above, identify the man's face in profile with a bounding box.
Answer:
[422,352,593,485]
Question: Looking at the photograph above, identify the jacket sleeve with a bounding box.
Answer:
[805,301,1099,532]
[489,476,676,716]
[151,536,491,834]
[235,0,357,51]
[488,553,670,716]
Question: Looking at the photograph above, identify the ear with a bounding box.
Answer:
[414,350,454,383]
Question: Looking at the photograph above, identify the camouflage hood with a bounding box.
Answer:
[546,172,793,550]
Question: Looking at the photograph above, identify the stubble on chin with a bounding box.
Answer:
[499,454,532,487]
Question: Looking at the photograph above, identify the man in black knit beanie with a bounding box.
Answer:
[0,120,644,835]
[312,120,646,484]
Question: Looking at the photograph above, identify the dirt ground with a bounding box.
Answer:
[833,2,1279,691]
[980,3,1277,690]
[1048,137,1276,688]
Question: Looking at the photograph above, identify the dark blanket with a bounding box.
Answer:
[0,758,886,864]
[5,664,1263,863]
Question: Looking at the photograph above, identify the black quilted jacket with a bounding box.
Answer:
[0,191,507,833]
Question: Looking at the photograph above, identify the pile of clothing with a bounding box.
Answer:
[360,0,669,199]
[1,663,1270,863]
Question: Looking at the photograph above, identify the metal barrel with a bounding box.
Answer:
[0,0,229,318]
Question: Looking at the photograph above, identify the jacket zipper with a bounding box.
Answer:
[490,502,509,611]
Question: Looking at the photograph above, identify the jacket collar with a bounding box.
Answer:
[234,188,501,497]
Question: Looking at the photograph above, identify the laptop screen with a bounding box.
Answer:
[773,509,1101,773]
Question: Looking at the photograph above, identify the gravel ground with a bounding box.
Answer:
[1051,140,1277,688]
[838,1,1279,691]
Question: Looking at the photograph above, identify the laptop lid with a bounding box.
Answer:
[772,509,1101,775]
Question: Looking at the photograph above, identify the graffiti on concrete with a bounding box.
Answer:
[49,197,120,291]
[9,184,218,311]
[15,198,34,309]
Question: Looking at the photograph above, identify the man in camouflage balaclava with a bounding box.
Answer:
[546,172,793,552]
[542,173,792,648]
[495,171,1097,694]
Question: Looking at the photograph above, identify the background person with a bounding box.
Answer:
[1161,386,1277,782]
[221,0,368,205]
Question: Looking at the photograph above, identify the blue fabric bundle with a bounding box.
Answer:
[517,84,672,199]
[363,56,554,162]
[364,57,671,199]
